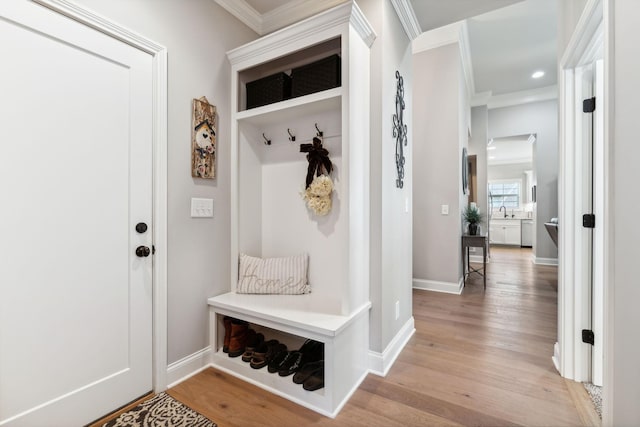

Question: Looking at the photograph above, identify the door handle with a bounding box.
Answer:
[135,246,151,257]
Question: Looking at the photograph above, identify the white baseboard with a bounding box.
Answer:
[368,317,415,377]
[413,278,463,295]
[552,341,561,374]
[534,256,559,266]
[167,347,213,388]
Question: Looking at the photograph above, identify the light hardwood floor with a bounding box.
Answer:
[110,247,599,426]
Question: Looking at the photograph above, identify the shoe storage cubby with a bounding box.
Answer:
[208,1,375,418]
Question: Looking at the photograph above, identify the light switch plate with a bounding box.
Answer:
[191,198,213,218]
[441,204,449,215]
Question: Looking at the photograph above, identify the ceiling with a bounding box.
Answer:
[217,0,558,100]
[487,135,534,165]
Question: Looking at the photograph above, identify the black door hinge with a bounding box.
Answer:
[583,214,595,228]
[582,329,595,345]
[583,97,596,113]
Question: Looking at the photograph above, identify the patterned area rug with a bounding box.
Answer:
[584,383,602,419]
[103,393,216,427]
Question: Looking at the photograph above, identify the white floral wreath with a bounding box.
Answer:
[303,174,333,216]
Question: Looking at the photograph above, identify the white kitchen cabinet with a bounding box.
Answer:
[489,219,521,245]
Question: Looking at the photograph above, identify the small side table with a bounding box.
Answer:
[462,234,487,289]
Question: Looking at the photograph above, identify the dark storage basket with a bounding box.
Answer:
[246,72,292,109]
[291,54,341,98]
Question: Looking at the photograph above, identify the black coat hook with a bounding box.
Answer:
[262,133,271,145]
[315,123,323,137]
[287,128,296,142]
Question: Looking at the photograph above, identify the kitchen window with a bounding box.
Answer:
[489,180,521,209]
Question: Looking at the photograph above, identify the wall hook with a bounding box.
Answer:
[287,128,296,142]
[315,123,323,137]
[262,133,271,145]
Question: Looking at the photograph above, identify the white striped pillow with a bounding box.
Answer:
[237,253,310,295]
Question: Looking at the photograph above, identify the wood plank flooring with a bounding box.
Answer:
[145,247,596,426]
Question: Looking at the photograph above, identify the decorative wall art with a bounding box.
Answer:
[191,96,217,179]
[300,125,334,216]
[462,147,469,195]
[393,70,408,189]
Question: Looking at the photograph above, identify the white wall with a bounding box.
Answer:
[360,0,413,353]
[412,43,464,286]
[609,2,640,424]
[488,100,558,260]
[488,162,532,181]
[72,0,257,364]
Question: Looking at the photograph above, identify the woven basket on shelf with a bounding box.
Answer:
[246,72,292,109]
[291,54,341,98]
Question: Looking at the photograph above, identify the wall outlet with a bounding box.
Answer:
[441,204,449,215]
[395,301,400,320]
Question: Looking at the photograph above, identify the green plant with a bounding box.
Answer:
[462,205,484,225]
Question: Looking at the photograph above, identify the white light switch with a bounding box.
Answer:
[441,204,449,215]
[191,198,213,218]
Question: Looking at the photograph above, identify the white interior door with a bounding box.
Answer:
[0,1,153,425]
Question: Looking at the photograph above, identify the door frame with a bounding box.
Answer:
[33,0,169,393]
[557,0,613,419]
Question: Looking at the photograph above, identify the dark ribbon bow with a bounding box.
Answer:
[300,137,333,188]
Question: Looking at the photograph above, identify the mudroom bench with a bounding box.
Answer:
[207,293,371,417]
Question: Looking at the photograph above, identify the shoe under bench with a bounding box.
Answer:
[208,292,371,417]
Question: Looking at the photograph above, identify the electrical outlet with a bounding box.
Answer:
[441,204,449,215]
[395,301,400,320]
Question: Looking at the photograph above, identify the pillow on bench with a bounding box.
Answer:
[237,253,310,295]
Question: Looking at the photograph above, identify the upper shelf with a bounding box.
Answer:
[236,87,342,127]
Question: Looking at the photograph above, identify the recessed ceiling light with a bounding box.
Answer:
[532,70,545,79]
[487,146,497,151]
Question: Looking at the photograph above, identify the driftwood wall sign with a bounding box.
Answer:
[191,96,217,179]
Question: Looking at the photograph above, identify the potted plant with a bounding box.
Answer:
[463,205,484,235]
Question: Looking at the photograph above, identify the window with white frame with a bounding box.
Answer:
[489,180,521,209]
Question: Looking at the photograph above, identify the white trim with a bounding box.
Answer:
[214,0,262,35]
[368,317,415,376]
[166,348,213,389]
[484,85,559,110]
[412,21,462,54]
[413,278,464,295]
[552,342,561,373]
[32,0,169,393]
[262,0,347,36]
[389,0,422,40]
[227,2,376,66]
[557,0,603,387]
[459,21,475,99]
[533,257,559,266]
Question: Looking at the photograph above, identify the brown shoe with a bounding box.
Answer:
[241,331,264,362]
[222,316,232,353]
[228,320,249,357]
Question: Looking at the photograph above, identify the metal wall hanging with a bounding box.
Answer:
[393,70,408,189]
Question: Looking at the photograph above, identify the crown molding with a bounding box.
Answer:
[412,20,462,54]
[261,0,348,35]
[227,2,375,66]
[459,21,475,100]
[215,0,262,34]
[390,0,422,40]
[484,85,559,110]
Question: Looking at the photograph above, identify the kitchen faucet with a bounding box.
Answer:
[499,205,507,218]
